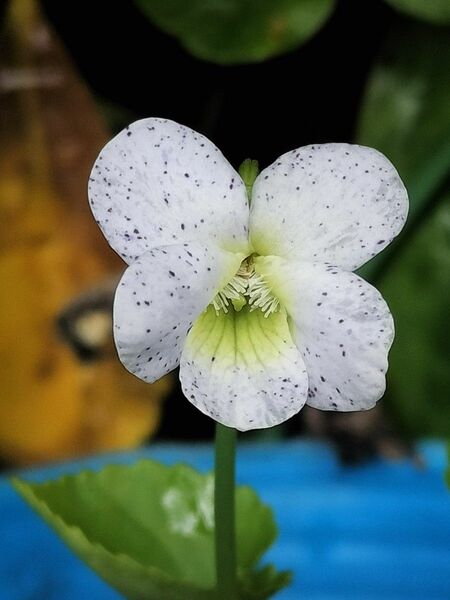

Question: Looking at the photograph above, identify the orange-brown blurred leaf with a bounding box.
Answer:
[0,0,171,465]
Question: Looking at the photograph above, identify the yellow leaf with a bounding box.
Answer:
[0,0,171,465]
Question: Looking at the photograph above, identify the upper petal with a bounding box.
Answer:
[114,242,243,383]
[89,118,250,263]
[179,305,309,431]
[249,144,408,270]
[256,256,394,411]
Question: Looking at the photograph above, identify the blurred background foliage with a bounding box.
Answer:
[133,0,450,64]
[133,0,337,64]
[0,0,171,464]
[0,0,449,465]
[356,23,450,438]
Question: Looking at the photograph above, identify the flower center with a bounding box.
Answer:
[212,256,280,318]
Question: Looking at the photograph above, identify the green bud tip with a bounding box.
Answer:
[239,159,259,202]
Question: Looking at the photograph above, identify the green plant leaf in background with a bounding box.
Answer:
[384,0,450,25]
[380,196,450,438]
[356,22,450,438]
[134,0,335,65]
[12,460,291,600]
[357,23,450,281]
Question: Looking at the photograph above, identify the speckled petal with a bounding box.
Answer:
[114,242,243,383]
[179,306,309,431]
[256,256,394,411]
[250,144,408,271]
[89,118,250,263]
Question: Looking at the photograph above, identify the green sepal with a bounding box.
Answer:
[12,460,291,599]
[239,159,260,202]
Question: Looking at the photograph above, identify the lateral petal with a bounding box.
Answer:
[114,242,243,382]
[256,256,394,411]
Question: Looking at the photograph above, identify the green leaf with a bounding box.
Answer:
[240,565,293,599]
[378,195,450,438]
[356,22,450,438]
[134,0,335,64]
[384,0,450,25]
[12,460,291,600]
[356,23,450,281]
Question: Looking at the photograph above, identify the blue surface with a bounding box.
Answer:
[1,439,449,600]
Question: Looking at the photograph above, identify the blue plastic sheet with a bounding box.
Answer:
[0,439,449,600]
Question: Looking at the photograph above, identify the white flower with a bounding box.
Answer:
[88,118,408,431]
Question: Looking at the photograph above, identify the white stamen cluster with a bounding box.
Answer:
[212,266,248,313]
[247,271,280,316]
[212,260,279,317]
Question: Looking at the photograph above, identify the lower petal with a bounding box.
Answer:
[256,257,394,411]
[114,242,243,383]
[179,305,308,431]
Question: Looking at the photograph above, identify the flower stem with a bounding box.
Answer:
[214,423,237,599]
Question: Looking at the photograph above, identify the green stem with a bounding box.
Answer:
[214,423,237,600]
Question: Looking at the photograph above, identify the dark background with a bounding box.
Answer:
[42,0,392,168]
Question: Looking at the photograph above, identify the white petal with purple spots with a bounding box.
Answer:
[256,257,394,411]
[249,143,408,271]
[114,242,243,382]
[89,117,409,431]
[89,118,250,263]
[179,305,309,431]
